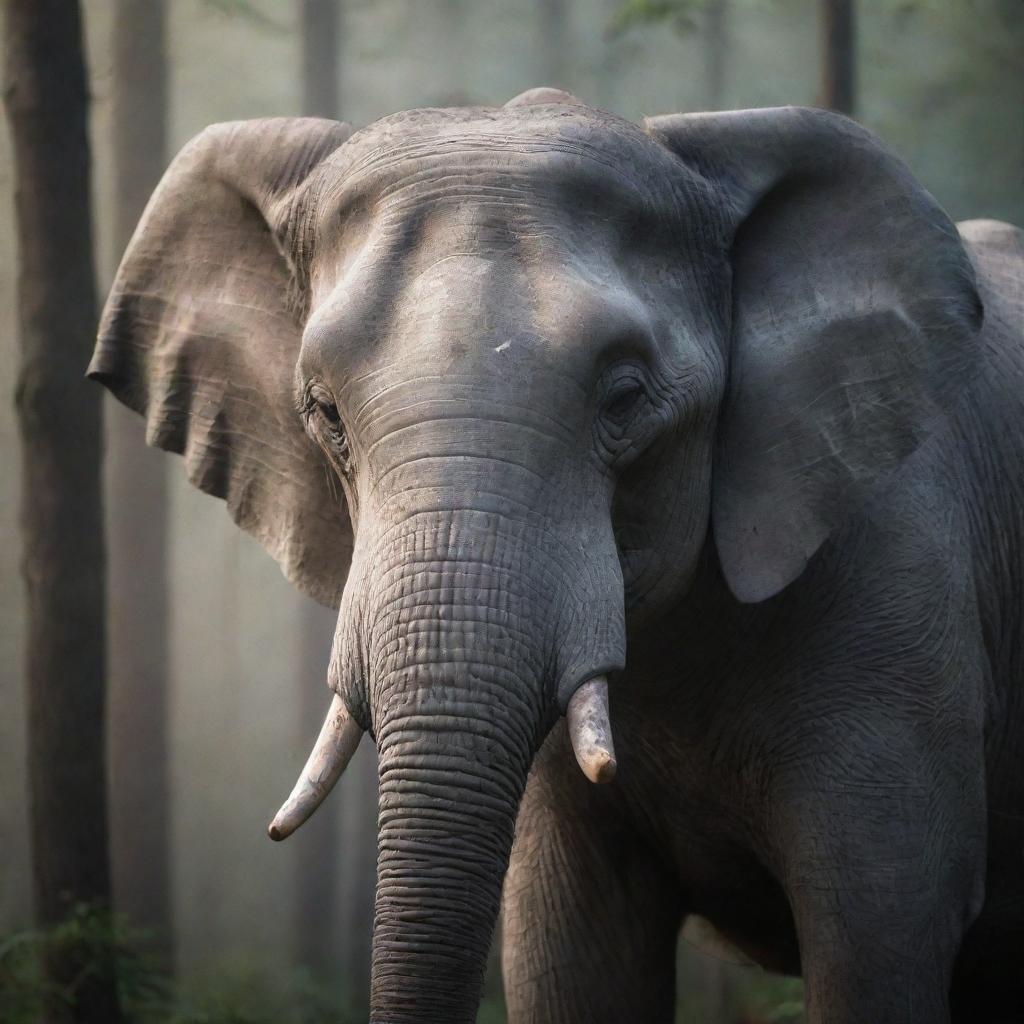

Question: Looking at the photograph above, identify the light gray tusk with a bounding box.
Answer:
[267,693,363,841]
[566,676,617,784]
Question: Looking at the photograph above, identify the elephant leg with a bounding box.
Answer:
[774,756,986,1024]
[501,742,683,1024]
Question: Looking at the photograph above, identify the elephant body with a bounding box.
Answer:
[508,218,1024,1024]
[91,90,1024,1022]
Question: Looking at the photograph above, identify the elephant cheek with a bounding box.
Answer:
[615,436,715,622]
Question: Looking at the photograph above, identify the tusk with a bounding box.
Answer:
[267,693,363,841]
[566,676,617,784]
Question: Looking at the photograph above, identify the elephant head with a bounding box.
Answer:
[90,91,980,1022]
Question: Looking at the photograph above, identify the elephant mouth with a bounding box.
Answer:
[266,675,615,841]
[268,501,626,841]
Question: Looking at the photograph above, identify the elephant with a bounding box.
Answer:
[90,87,1024,1023]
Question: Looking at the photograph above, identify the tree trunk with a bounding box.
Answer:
[295,0,348,986]
[108,0,173,966]
[819,0,856,115]
[3,2,122,1021]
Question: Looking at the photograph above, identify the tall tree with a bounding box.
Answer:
[108,0,173,964]
[3,2,122,1021]
[819,0,856,114]
[295,0,345,982]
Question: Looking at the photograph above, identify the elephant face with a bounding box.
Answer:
[297,103,729,690]
[91,91,980,1024]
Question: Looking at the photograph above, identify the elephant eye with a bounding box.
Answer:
[318,396,341,425]
[307,381,341,426]
[602,383,645,423]
[305,380,352,475]
[594,364,666,469]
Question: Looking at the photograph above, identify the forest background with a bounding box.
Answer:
[1,1,1021,1021]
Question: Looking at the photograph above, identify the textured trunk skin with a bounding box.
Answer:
[371,731,529,1023]
[352,511,560,1024]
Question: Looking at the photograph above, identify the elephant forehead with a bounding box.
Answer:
[311,109,707,247]
[296,109,726,404]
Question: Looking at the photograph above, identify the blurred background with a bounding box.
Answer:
[1,1,1021,1021]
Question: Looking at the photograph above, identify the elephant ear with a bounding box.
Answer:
[89,117,355,608]
[645,107,983,603]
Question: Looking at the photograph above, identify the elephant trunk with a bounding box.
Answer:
[340,508,622,1023]
[370,699,529,1022]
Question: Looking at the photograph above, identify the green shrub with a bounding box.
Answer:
[1,904,805,1023]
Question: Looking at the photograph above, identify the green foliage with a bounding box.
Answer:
[0,905,808,1023]
[197,0,289,32]
[0,903,167,1024]
[747,976,806,1023]
[0,905,358,1024]
[608,0,704,38]
[152,964,357,1024]
[0,925,44,1023]
[477,995,509,1024]
[607,0,810,39]
[673,966,805,1024]
[610,0,1024,42]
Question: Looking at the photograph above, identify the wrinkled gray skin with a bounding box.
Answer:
[91,89,1024,1023]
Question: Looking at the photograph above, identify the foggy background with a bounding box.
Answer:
[1,0,1021,1019]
